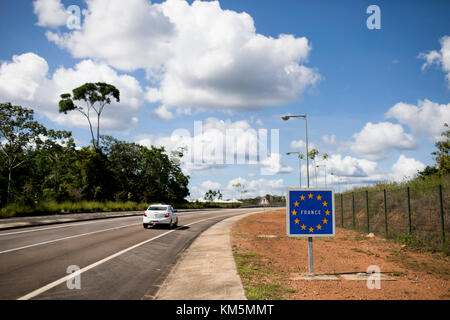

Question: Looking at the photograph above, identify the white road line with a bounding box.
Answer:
[0,215,141,236]
[0,223,140,254]
[17,210,262,300]
[0,208,237,237]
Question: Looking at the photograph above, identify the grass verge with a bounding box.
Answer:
[233,252,294,300]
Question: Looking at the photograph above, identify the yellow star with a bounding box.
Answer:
[300,194,305,201]
[322,218,328,224]
[308,193,314,199]
[325,209,330,216]
[308,226,314,233]
[294,218,300,224]
[294,201,299,207]
[301,224,306,230]
[322,201,328,207]
[317,224,322,230]
[291,209,297,215]
[317,194,322,200]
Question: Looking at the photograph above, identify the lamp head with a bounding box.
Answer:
[281,116,290,121]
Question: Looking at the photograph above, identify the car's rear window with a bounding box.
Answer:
[147,206,168,211]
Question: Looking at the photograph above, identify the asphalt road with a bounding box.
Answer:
[0,208,262,300]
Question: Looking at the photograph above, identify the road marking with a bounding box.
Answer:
[0,223,140,254]
[0,208,242,236]
[17,211,262,300]
[0,215,140,236]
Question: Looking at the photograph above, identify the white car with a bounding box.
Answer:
[143,204,178,229]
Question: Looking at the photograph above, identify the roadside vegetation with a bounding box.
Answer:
[0,83,190,218]
[336,124,449,253]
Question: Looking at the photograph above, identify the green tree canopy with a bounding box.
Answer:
[0,103,46,203]
[59,82,120,150]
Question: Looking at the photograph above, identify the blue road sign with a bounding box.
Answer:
[286,188,335,237]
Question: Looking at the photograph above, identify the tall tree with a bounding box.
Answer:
[0,103,46,204]
[58,82,120,150]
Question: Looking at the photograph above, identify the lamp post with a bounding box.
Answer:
[316,164,327,188]
[331,172,341,194]
[286,151,303,188]
[282,114,314,274]
[282,115,309,188]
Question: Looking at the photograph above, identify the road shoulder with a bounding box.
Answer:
[154,212,258,300]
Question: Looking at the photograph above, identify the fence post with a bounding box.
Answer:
[407,187,412,234]
[384,189,388,236]
[365,190,370,234]
[352,192,355,229]
[439,185,446,246]
[341,193,344,227]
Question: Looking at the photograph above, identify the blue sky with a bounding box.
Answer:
[1,0,449,200]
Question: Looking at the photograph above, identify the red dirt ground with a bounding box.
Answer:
[231,209,450,300]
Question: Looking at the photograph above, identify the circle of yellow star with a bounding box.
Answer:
[316,224,322,230]
[294,218,300,224]
[308,226,314,233]
[294,201,299,207]
[301,224,306,230]
[322,201,328,207]
[300,195,305,200]
[291,209,297,215]
[325,209,330,216]
[317,195,322,200]
[308,193,314,199]
[322,218,328,224]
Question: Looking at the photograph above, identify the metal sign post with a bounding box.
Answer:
[286,188,335,275]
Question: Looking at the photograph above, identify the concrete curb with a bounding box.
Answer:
[155,211,259,300]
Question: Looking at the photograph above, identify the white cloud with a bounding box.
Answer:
[189,180,222,199]
[386,99,450,141]
[0,52,144,131]
[42,0,320,113]
[152,105,173,120]
[390,155,425,182]
[33,0,68,28]
[134,117,288,174]
[348,122,417,160]
[324,154,378,178]
[322,134,336,145]
[419,35,450,87]
[45,0,174,72]
[289,139,316,151]
[259,153,293,175]
[0,52,48,101]
[226,177,286,198]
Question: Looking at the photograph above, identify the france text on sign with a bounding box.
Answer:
[286,188,335,237]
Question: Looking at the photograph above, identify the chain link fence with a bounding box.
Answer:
[335,184,448,251]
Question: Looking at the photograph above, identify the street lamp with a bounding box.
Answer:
[282,113,314,275]
[316,164,327,188]
[281,114,309,188]
[331,172,341,194]
[286,151,303,187]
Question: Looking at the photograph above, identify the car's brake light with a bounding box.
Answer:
[165,212,170,217]
[144,213,147,216]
